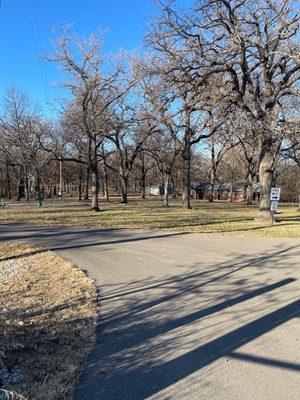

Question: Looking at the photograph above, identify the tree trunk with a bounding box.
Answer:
[140,156,146,199]
[103,163,109,202]
[90,137,100,211]
[84,138,91,200]
[114,179,119,193]
[246,174,254,205]
[246,186,253,205]
[228,182,234,202]
[140,173,146,199]
[25,173,30,201]
[209,137,216,203]
[17,166,25,201]
[91,163,99,211]
[120,174,128,204]
[34,170,41,196]
[141,180,146,199]
[163,173,170,207]
[84,166,90,200]
[209,170,216,203]
[171,177,177,199]
[176,170,181,200]
[182,142,192,209]
[78,177,82,201]
[257,148,273,220]
[6,164,11,199]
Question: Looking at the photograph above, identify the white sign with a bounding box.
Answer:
[270,187,281,201]
[271,201,278,212]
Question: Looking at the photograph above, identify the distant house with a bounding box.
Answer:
[192,182,260,201]
[146,184,174,196]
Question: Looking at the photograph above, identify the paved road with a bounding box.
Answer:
[1,224,300,400]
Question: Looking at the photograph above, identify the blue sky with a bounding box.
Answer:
[0,0,192,116]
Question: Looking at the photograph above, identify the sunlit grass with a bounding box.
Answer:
[0,197,299,238]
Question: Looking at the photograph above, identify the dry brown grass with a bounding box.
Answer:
[0,242,98,400]
[0,198,299,238]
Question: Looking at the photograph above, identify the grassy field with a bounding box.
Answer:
[0,197,299,238]
[0,242,98,400]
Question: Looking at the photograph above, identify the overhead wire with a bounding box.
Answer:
[26,0,52,112]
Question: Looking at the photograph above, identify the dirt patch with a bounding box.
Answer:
[0,242,98,400]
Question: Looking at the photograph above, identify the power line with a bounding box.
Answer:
[32,0,52,98]
[26,0,52,111]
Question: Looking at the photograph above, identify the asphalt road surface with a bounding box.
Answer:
[1,224,299,400]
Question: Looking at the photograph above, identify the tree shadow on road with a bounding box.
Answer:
[74,244,300,400]
[0,227,185,261]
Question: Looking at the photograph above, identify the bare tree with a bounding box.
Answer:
[0,87,51,201]
[46,27,124,211]
[136,71,180,206]
[160,0,299,217]
[205,121,239,202]
[146,9,230,208]
[106,95,155,204]
[281,119,300,207]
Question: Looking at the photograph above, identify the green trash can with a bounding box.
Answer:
[37,200,43,207]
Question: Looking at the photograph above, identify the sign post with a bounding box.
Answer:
[270,188,281,226]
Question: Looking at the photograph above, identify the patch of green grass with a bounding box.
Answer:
[0,198,299,238]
